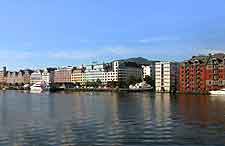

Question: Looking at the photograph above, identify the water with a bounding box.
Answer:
[0,91,224,146]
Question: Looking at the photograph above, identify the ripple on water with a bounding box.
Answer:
[0,91,224,146]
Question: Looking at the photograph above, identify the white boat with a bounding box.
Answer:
[30,81,48,93]
[209,88,225,95]
[23,84,30,89]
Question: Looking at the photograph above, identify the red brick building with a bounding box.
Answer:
[54,67,74,83]
[179,53,225,93]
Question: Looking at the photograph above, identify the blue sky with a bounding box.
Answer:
[0,0,225,69]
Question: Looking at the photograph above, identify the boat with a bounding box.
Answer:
[209,88,225,95]
[30,81,48,93]
[23,84,30,88]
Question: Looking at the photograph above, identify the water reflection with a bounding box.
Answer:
[179,95,225,125]
[0,91,224,146]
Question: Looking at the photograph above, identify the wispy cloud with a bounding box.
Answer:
[77,36,180,44]
[0,50,35,60]
[138,36,180,44]
[48,51,96,60]
[193,48,225,54]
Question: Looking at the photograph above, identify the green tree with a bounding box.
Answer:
[118,80,128,88]
[107,80,118,88]
[144,75,155,88]
[96,79,102,87]
[85,81,91,87]
[127,76,142,86]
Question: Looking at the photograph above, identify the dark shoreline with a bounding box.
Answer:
[0,87,210,95]
[50,88,154,92]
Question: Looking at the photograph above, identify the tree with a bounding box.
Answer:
[144,75,155,89]
[96,79,102,87]
[90,81,97,88]
[118,80,128,88]
[85,81,91,87]
[128,76,136,85]
[127,76,142,86]
[107,80,118,88]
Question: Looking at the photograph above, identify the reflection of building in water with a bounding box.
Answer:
[115,93,147,141]
[103,92,120,133]
[48,94,56,119]
[141,92,153,121]
[71,92,90,120]
[154,93,171,123]
[61,124,75,146]
[179,95,225,126]
[0,92,8,126]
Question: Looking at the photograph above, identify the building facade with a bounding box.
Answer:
[42,68,56,85]
[23,70,33,84]
[17,71,25,84]
[179,53,225,93]
[6,70,33,85]
[54,67,73,83]
[117,61,143,82]
[6,72,16,85]
[74,61,143,85]
[155,61,179,92]
[142,62,156,79]
[0,66,7,84]
[30,70,43,84]
[81,62,118,84]
[71,68,85,84]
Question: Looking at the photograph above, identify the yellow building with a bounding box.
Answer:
[71,69,86,84]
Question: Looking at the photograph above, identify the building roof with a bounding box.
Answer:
[182,53,225,65]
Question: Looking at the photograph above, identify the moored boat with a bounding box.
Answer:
[30,81,48,93]
[209,88,225,95]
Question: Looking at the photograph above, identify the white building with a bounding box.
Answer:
[85,64,105,82]
[155,62,179,92]
[30,70,43,84]
[142,63,156,79]
[82,61,143,84]
[42,69,55,85]
[84,62,118,84]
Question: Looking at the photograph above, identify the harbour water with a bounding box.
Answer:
[0,91,224,146]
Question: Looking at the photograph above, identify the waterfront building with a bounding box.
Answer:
[82,61,143,85]
[6,70,33,85]
[17,70,25,84]
[84,64,104,82]
[155,61,179,92]
[0,66,7,84]
[142,62,157,79]
[83,62,118,84]
[117,61,143,82]
[6,72,15,85]
[179,53,225,93]
[103,62,118,83]
[30,70,43,84]
[71,68,85,84]
[23,69,33,84]
[42,68,56,85]
[54,67,74,83]
[6,71,25,85]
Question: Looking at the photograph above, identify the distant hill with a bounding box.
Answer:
[120,57,158,65]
